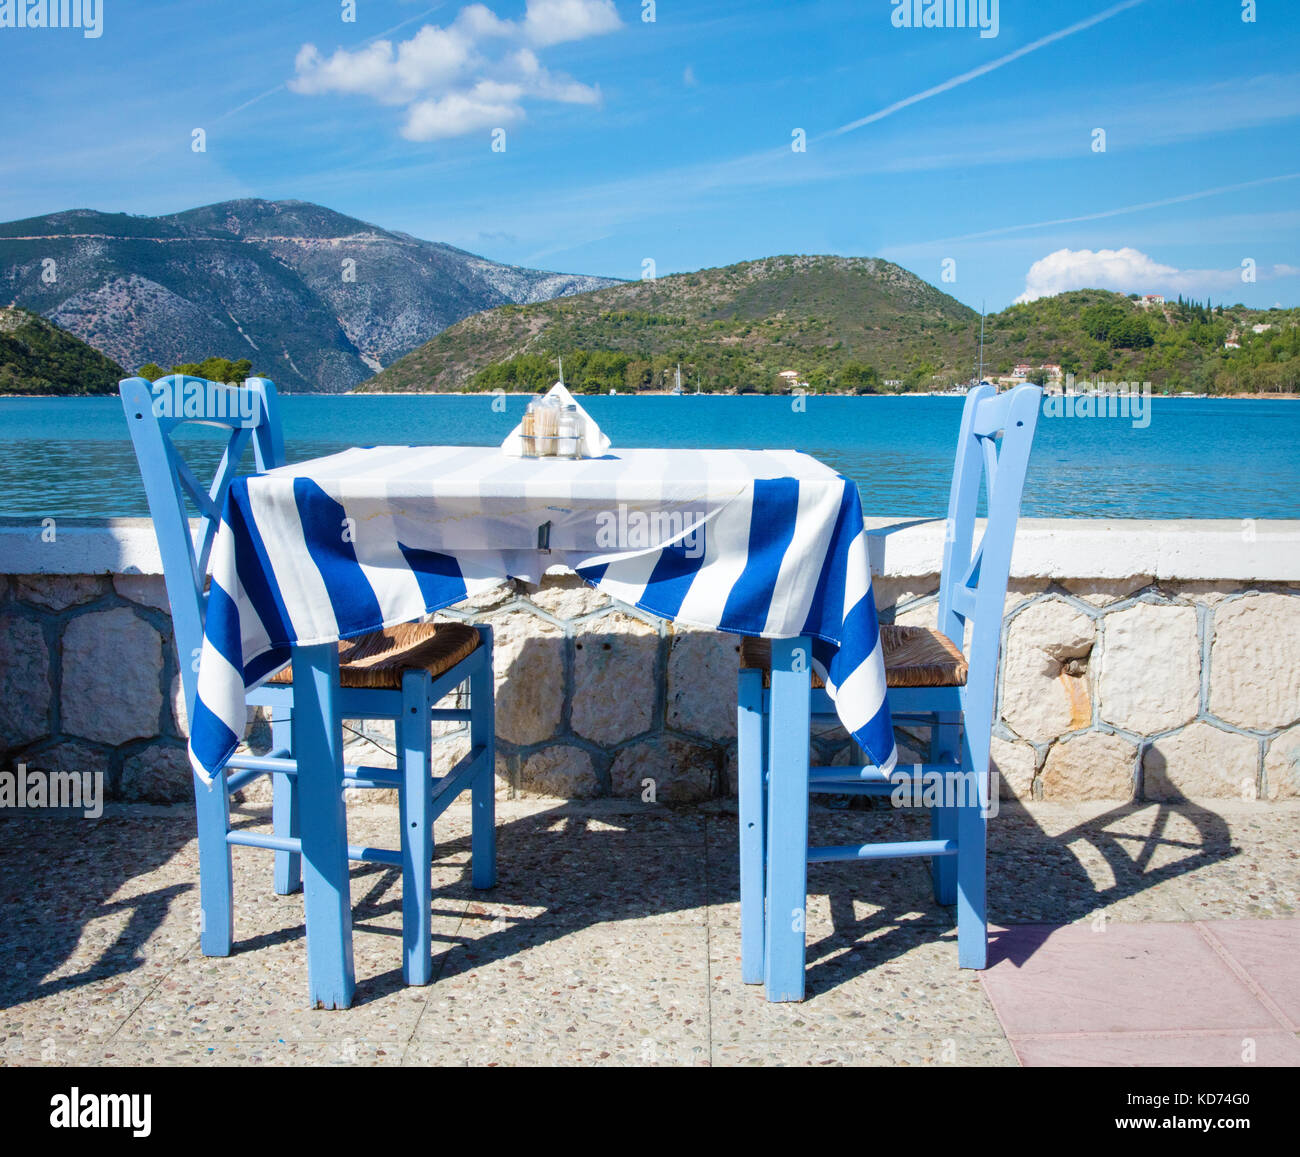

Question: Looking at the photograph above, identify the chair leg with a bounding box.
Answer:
[764,636,812,1003]
[399,670,434,986]
[469,634,497,890]
[193,771,234,956]
[271,710,302,895]
[737,668,767,985]
[956,724,989,969]
[293,642,356,1009]
[929,714,959,906]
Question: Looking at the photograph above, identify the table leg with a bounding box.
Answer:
[469,640,498,890]
[763,635,811,1003]
[292,642,356,1009]
[271,708,302,895]
[737,668,767,984]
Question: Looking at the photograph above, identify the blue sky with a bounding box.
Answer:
[2,0,1298,310]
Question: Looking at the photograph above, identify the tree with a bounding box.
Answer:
[836,361,880,394]
[1082,302,1126,343]
[165,357,256,382]
[1112,316,1153,349]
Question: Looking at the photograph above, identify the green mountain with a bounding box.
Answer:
[361,255,980,393]
[0,307,125,395]
[360,260,1300,395]
[0,199,619,393]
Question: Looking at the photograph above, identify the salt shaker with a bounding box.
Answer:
[557,403,580,458]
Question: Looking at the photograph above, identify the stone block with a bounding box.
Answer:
[610,736,716,802]
[990,735,1036,800]
[1209,594,1300,731]
[526,574,610,620]
[14,575,103,612]
[122,744,193,803]
[488,609,565,746]
[872,576,939,615]
[0,613,52,749]
[520,745,601,798]
[113,574,173,614]
[1143,720,1259,801]
[666,629,740,740]
[61,608,163,746]
[1097,602,1200,735]
[1264,724,1300,801]
[1040,730,1138,801]
[1000,598,1095,743]
[1061,576,1151,607]
[572,613,658,746]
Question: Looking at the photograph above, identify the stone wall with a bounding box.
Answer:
[2,518,1299,805]
[0,572,191,802]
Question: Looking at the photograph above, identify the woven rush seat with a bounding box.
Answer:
[268,621,481,690]
[739,624,968,690]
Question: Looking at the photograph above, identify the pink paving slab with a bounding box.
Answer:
[1012,1030,1300,1067]
[979,920,1300,1067]
[1199,919,1300,1031]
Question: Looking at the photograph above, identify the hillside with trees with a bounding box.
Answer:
[362,255,980,394]
[360,262,1298,396]
[982,291,1300,395]
[0,307,126,395]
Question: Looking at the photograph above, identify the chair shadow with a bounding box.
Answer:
[0,787,1242,1012]
[0,812,195,1011]
[323,794,1239,1007]
[799,797,1237,997]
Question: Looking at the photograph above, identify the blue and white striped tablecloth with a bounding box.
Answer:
[190,446,897,782]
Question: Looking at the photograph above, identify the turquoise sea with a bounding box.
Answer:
[1,394,1297,520]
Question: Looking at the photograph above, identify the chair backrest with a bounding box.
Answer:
[936,383,1042,735]
[119,374,284,718]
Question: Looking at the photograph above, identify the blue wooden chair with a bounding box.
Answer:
[120,374,497,993]
[736,383,1042,1000]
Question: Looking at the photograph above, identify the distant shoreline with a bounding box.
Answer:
[2,390,1297,401]
[343,389,1300,400]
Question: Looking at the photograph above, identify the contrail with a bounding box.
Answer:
[920,172,1300,245]
[125,3,453,173]
[822,0,1147,139]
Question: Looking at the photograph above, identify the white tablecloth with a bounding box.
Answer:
[190,446,897,781]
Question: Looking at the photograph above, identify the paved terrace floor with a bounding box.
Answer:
[1,798,1298,1067]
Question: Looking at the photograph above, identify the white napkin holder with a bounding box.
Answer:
[500,381,610,458]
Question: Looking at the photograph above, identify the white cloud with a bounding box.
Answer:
[291,24,478,106]
[1014,247,1298,303]
[289,1,620,140]
[523,0,622,47]
[405,85,525,141]
[457,3,515,40]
